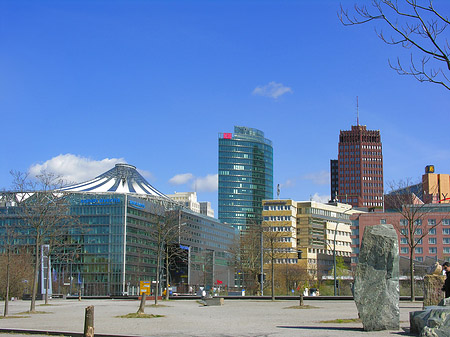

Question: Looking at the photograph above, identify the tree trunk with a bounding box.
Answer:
[271,254,275,301]
[137,293,146,314]
[154,252,160,306]
[4,250,10,316]
[299,293,304,307]
[410,249,415,302]
[31,241,40,313]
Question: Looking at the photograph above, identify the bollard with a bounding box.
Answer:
[84,305,94,337]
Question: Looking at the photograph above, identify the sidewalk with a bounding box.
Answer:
[0,298,423,337]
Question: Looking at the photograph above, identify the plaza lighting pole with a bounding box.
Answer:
[333,223,337,296]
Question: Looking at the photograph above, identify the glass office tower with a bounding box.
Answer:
[218,126,273,230]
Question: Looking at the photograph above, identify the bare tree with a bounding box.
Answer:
[10,170,78,313]
[0,207,18,316]
[0,248,33,315]
[274,263,311,303]
[229,223,262,295]
[262,227,287,301]
[385,179,448,301]
[339,0,450,90]
[163,211,189,300]
[147,205,184,306]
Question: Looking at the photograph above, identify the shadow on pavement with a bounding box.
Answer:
[278,326,413,336]
[277,326,364,332]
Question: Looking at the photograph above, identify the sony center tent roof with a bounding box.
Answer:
[60,163,169,198]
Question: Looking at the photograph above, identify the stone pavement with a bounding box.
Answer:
[0,298,423,337]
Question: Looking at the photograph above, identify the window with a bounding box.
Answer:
[444,219,450,226]
[429,247,437,254]
[400,238,407,245]
[444,238,450,244]
[401,247,409,254]
[414,219,422,226]
[429,228,436,235]
[400,219,408,226]
[380,219,386,224]
[428,219,436,226]
[415,247,423,254]
[416,257,423,262]
[444,228,450,235]
[414,228,422,235]
[429,238,436,245]
[444,247,450,254]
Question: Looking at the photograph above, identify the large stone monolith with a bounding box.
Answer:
[354,224,399,331]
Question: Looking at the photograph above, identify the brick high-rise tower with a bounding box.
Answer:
[333,125,383,208]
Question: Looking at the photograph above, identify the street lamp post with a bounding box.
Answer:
[333,224,337,296]
[328,207,352,296]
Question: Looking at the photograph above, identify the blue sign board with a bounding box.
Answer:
[129,200,145,209]
[80,198,121,205]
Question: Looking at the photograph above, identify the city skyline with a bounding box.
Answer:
[1,1,449,216]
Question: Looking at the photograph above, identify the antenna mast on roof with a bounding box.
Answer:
[356,96,359,126]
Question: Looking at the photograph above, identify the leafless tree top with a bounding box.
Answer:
[339,0,450,90]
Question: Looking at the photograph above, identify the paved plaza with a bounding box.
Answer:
[0,298,423,337]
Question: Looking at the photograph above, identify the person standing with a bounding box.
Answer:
[442,262,450,298]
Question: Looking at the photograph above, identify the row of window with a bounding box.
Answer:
[400,219,450,226]
[273,258,298,264]
[325,239,351,247]
[265,226,294,232]
[400,237,450,245]
[263,216,293,222]
[340,145,381,150]
[263,205,292,211]
[325,229,351,236]
[400,228,450,235]
[400,247,450,255]
[362,202,383,207]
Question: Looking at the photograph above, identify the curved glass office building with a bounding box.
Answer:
[0,164,237,296]
[218,126,273,230]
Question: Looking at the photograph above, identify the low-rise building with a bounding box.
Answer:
[167,191,215,217]
[262,199,363,278]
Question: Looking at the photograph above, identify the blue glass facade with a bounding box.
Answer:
[0,191,237,296]
[218,126,273,229]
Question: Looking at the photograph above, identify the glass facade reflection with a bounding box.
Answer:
[0,191,237,296]
[218,126,273,230]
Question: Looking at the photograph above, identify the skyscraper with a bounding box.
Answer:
[331,125,383,208]
[218,126,273,230]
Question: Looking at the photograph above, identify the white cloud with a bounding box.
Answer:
[137,169,155,181]
[28,154,127,184]
[252,81,293,99]
[169,173,194,185]
[279,179,295,188]
[311,193,331,204]
[191,174,218,192]
[302,170,329,185]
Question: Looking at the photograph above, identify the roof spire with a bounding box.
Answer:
[356,96,359,126]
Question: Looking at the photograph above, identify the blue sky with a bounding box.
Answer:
[1,0,449,216]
